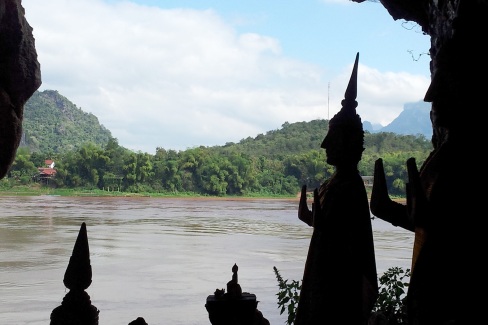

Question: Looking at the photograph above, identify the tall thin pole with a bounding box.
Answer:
[327,82,330,120]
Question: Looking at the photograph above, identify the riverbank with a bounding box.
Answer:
[0,184,406,203]
[0,184,298,200]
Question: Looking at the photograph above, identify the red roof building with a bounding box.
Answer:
[38,159,57,183]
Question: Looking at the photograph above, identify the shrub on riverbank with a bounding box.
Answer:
[274,266,411,325]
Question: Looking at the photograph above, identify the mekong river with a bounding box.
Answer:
[0,196,413,325]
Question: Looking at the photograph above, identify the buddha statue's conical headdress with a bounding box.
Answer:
[322,52,363,149]
[341,52,359,113]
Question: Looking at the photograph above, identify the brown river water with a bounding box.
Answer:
[0,196,413,325]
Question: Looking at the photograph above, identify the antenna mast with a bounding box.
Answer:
[327,82,330,120]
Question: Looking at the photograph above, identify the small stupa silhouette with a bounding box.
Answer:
[50,222,99,325]
[64,222,93,290]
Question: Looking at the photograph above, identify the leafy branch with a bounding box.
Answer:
[273,266,302,325]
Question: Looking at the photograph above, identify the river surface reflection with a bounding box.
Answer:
[0,196,413,325]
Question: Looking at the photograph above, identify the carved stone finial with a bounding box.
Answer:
[64,222,92,290]
[232,263,238,282]
[206,264,269,325]
[50,223,99,325]
[227,263,242,298]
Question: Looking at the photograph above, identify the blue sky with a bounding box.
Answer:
[22,0,431,153]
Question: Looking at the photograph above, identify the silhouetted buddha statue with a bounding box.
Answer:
[295,53,378,325]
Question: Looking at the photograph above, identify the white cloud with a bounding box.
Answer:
[23,0,430,153]
[319,62,430,127]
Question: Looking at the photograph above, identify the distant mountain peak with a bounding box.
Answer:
[364,101,432,138]
[21,90,113,153]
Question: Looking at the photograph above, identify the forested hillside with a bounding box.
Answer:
[8,90,434,197]
[215,119,432,158]
[21,90,112,153]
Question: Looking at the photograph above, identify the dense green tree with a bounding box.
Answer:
[8,148,38,184]
[11,117,433,197]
